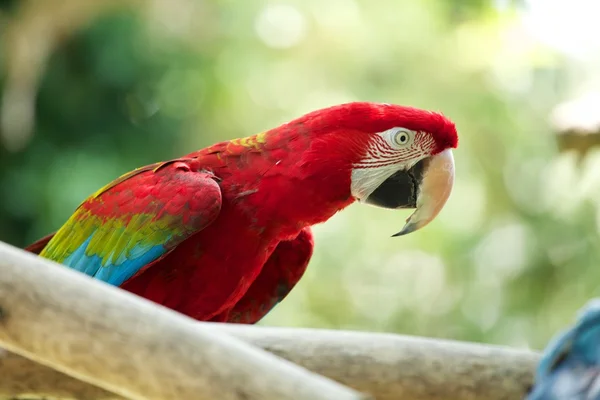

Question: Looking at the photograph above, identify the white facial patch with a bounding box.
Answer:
[350,127,428,201]
[351,166,404,202]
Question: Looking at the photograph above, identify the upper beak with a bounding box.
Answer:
[364,148,455,237]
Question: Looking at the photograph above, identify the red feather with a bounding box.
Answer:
[218,227,314,324]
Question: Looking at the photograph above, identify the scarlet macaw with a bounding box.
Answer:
[26,102,458,323]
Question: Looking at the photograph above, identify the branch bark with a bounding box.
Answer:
[0,323,538,400]
[0,318,539,400]
[223,324,538,400]
[550,92,600,157]
[0,348,120,400]
[0,241,368,400]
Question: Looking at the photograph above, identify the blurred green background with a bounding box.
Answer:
[2,0,600,352]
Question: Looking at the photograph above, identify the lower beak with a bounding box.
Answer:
[364,148,455,237]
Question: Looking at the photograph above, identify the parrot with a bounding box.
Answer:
[25,101,458,324]
[526,298,600,400]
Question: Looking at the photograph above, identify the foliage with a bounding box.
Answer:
[1,0,598,351]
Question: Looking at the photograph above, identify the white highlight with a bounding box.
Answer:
[522,0,600,59]
[255,5,307,49]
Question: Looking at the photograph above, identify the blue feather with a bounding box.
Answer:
[63,235,166,286]
[527,299,600,400]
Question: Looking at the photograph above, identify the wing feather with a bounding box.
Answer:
[224,227,313,324]
[39,160,221,286]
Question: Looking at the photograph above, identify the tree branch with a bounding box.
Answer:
[550,92,600,157]
[0,310,539,400]
[0,240,538,400]
[219,324,538,400]
[0,348,120,400]
[0,241,368,400]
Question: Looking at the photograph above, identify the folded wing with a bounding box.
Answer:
[39,160,222,286]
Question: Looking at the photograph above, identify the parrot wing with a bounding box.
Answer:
[223,227,314,324]
[39,159,222,287]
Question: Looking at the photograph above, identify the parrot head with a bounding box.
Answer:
[292,102,458,236]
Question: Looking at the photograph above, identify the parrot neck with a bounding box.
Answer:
[237,135,358,240]
[193,126,364,239]
[247,173,355,240]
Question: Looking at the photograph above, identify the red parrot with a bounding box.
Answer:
[25,102,458,323]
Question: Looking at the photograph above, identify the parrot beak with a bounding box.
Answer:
[364,148,455,237]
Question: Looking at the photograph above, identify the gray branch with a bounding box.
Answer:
[0,240,539,400]
[0,241,368,400]
[1,323,539,400]
[221,324,539,400]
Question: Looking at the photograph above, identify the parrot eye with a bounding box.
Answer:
[389,128,414,148]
